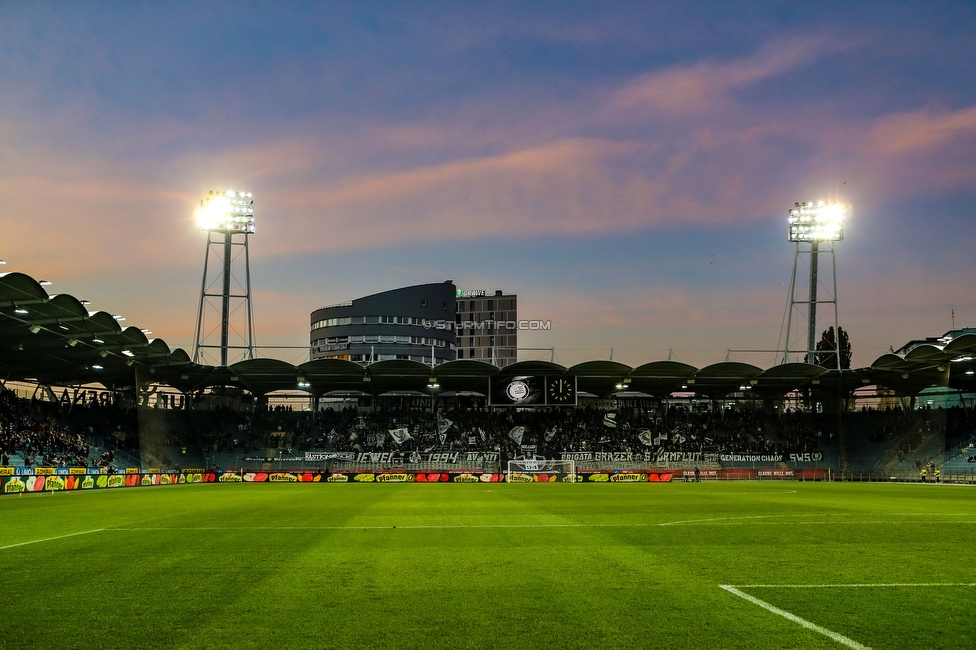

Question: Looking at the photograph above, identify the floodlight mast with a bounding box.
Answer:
[781,201,849,369]
[192,190,256,366]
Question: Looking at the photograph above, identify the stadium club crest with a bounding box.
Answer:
[506,380,530,402]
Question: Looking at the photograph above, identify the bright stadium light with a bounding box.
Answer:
[193,189,257,366]
[196,190,255,234]
[782,199,850,368]
[788,201,849,242]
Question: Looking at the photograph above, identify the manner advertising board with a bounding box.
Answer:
[0,472,187,495]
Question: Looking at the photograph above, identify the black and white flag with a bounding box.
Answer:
[509,426,526,445]
[389,427,412,444]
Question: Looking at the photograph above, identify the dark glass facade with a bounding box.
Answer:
[310,282,458,365]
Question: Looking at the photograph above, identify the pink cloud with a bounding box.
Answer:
[866,105,976,154]
[610,36,846,114]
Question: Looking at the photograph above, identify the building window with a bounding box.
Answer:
[458,301,465,312]
[457,349,464,359]
[469,348,475,357]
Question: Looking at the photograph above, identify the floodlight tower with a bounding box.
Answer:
[781,201,850,369]
[192,190,256,366]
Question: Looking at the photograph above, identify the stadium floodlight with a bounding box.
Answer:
[192,189,257,366]
[788,201,849,242]
[782,199,849,368]
[196,190,255,234]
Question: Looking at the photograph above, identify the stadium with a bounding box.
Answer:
[2,245,975,648]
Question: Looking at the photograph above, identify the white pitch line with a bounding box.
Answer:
[720,584,871,650]
[660,514,818,526]
[734,583,976,588]
[659,513,976,527]
[107,516,976,532]
[114,524,613,531]
[0,528,104,551]
[664,520,976,527]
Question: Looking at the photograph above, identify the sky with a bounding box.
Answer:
[1,1,974,370]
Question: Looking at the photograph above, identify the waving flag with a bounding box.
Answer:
[508,426,526,445]
[389,427,412,444]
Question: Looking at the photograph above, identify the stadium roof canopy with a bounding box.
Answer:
[1,271,974,401]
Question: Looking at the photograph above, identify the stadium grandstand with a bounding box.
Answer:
[1,270,974,482]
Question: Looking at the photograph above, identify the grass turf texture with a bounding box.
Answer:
[1,483,974,649]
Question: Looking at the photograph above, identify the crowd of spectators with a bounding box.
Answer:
[0,391,90,467]
[2,386,973,469]
[304,401,831,457]
[0,389,133,469]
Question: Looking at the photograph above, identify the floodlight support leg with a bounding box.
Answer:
[220,232,232,367]
[781,243,800,364]
[807,242,819,365]
[832,241,840,371]
[192,233,213,364]
[244,233,255,361]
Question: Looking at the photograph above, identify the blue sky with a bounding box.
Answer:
[1,1,974,368]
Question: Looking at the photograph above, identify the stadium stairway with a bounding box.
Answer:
[889,429,952,476]
[842,427,900,473]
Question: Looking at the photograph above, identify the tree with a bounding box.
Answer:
[809,326,852,369]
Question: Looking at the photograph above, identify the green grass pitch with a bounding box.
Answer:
[1,482,974,649]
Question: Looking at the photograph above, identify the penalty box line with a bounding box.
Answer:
[734,583,976,588]
[0,528,104,551]
[720,584,871,650]
[720,583,976,649]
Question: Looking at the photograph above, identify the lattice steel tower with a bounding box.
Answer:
[780,201,850,370]
[192,190,256,366]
